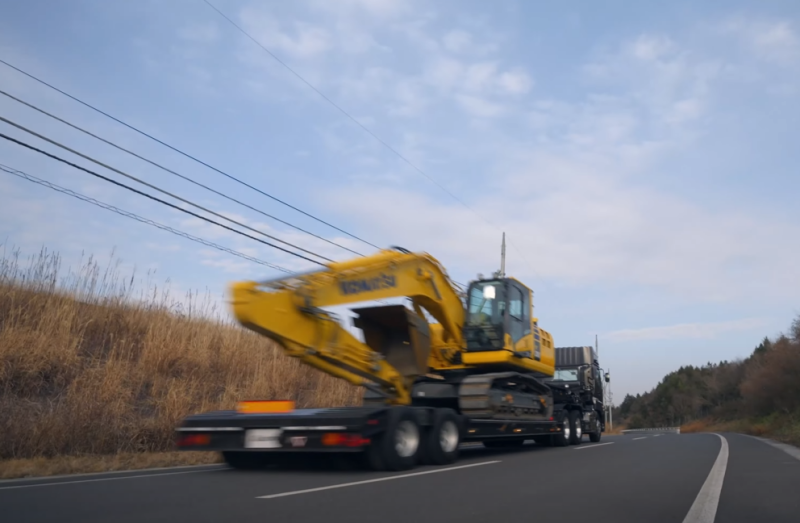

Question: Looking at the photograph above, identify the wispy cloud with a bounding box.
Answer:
[604,318,770,343]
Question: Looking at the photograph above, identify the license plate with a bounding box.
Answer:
[244,429,283,449]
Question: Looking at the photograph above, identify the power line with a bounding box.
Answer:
[0,163,293,274]
[0,116,332,264]
[0,58,380,251]
[0,130,327,267]
[202,0,546,286]
[0,88,365,258]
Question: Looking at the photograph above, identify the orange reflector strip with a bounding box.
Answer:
[236,400,295,414]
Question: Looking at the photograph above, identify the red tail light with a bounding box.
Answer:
[177,434,210,447]
[322,433,370,447]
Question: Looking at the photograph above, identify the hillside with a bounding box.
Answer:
[0,247,362,477]
[614,316,800,446]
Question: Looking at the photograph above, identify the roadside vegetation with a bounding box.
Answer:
[614,317,800,447]
[0,246,362,479]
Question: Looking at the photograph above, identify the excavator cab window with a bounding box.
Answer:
[508,285,524,342]
[467,281,506,327]
[506,280,532,344]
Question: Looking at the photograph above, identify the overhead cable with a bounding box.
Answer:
[0,130,327,267]
[0,163,293,273]
[0,117,331,264]
[0,88,365,258]
[0,58,381,251]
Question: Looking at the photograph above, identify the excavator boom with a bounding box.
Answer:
[229,247,466,405]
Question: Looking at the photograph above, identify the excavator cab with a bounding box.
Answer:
[463,277,531,353]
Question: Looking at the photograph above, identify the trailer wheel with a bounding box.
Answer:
[421,409,461,465]
[589,418,602,443]
[552,413,570,447]
[366,407,421,471]
[569,410,582,445]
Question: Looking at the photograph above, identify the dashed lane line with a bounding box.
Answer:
[573,442,615,450]
[256,460,501,499]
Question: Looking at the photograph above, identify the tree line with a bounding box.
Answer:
[614,314,800,429]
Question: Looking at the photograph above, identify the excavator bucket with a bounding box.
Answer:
[351,304,431,378]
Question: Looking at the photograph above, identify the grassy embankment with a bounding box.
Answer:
[0,247,362,479]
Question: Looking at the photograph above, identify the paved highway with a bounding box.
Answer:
[2,432,799,523]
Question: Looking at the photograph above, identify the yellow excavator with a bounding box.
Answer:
[176,238,608,471]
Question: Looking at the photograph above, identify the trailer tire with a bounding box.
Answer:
[569,410,582,445]
[553,413,570,447]
[589,418,602,443]
[367,407,421,471]
[421,409,461,465]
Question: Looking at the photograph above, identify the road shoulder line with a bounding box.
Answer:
[0,463,225,485]
[681,433,729,523]
[743,434,800,462]
[0,467,224,491]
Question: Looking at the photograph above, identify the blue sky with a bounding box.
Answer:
[1,0,799,402]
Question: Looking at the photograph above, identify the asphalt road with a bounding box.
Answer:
[2,432,799,523]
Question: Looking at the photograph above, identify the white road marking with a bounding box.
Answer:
[681,433,729,523]
[744,434,800,462]
[573,442,614,450]
[633,437,647,440]
[0,463,225,485]
[0,468,223,491]
[257,460,501,499]
[654,434,663,437]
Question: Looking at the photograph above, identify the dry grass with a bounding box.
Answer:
[604,423,627,435]
[0,247,362,478]
[680,415,800,447]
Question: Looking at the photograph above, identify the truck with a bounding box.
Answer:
[174,240,610,471]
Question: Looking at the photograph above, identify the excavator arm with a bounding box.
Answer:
[229,247,466,405]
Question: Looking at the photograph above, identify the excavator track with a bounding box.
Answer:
[457,372,554,421]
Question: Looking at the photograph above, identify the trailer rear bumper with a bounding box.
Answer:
[175,407,388,453]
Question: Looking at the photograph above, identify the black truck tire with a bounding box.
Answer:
[569,410,582,445]
[421,409,461,465]
[552,414,570,447]
[589,418,602,442]
[365,407,421,471]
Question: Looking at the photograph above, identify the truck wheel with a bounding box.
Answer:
[589,418,602,442]
[568,410,582,445]
[367,407,421,471]
[422,409,461,465]
[552,414,570,447]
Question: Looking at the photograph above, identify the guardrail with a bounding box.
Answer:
[621,427,681,434]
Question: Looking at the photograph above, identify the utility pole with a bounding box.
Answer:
[500,232,506,278]
[597,334,613,431]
